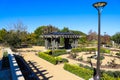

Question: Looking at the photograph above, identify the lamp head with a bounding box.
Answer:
[93,2,107,11]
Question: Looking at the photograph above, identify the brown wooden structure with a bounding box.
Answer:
[42,32,80,49]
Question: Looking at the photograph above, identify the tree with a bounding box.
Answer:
[34,25,59,46]
[6,30,21,48]
[26,33,37,45]
[87,30,97,41]
[5,21,29,48]
[0,28,7,43]
[78,36,88,47]
[112,32,120,44]
[70,30,86,36]
[101,34,111,44]
[61,27,69,32]
[46,25,59,33]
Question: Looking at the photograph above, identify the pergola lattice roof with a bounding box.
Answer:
[42,32,80,38]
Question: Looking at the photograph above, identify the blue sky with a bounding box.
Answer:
[0,0,120,36]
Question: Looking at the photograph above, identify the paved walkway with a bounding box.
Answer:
[22,53,83,80]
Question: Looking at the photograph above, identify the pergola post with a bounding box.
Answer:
[45,38,48,49]
[55,38,60,49]
[51,38,55,50]
[75,39,78,48]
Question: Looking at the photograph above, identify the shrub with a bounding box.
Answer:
[86,48,96,52]
[102,71,120,78]
[107,58,117,68]
[64,63,120,80]
[100,56,105,60]
[69,53,78,59]
[78,56,83,61]
[100,48,110,53]
[55,57,63,63]
[79,64,93,70]
[38,52,68,65]
[2,52,10,69]
[38,52,57,65]
[64,63,93,80]
[71,48,96,53]
[101,73,120,80]
[44,50,52,55]
[55,57,69,63]
[116,52,120,57]
[71,48,82,53]
[3,51,8,57]
[52,49,67,56]
[62,58,69,63]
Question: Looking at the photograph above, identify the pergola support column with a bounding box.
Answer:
[51,38,55,50]
[74,39,78,48]
[45,38,48,49]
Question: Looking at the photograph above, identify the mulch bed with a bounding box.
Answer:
[67,56,120,69]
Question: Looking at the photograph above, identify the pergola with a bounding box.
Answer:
[42,32,80,49]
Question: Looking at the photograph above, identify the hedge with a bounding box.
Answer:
[38,52,57,65]
[102,70,120,78]
[38,52,69,65]
[71,48,96,53]
[64,63,120,80]
[71,47,110,53]
[44,50,52,55]
[116,52,120,57]
[52,49,67,56]
[100,48,110,53]
[101,73,120,80]
[64,63,93,80]
[71,48,82,53]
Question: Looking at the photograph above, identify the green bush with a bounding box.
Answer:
[62,58,69,63]
[55,57,63,63]
[116,52,120,56]
[102,71,120,78]
[38,52,57,65]
[38,52,68,65]
[64,63,93,80]
[44,50,52,55]
[100,48,110,53]
[2,51,10,69]
[79,64,93,70]
[71,47,110,53]
[71,48,82,53]
[71,48,96,53]
[64,63,120,80]
[86,48,96,52]
[55,57,69,63]
[91,55,105,60]
[52,49,67,56]
[3,51,8,57]
[101,73,120,80]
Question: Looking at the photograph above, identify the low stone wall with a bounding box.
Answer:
[8,54,25,80]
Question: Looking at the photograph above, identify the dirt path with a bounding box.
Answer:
[22,53,83,80]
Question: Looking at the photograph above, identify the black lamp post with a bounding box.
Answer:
[93,2,107,80]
